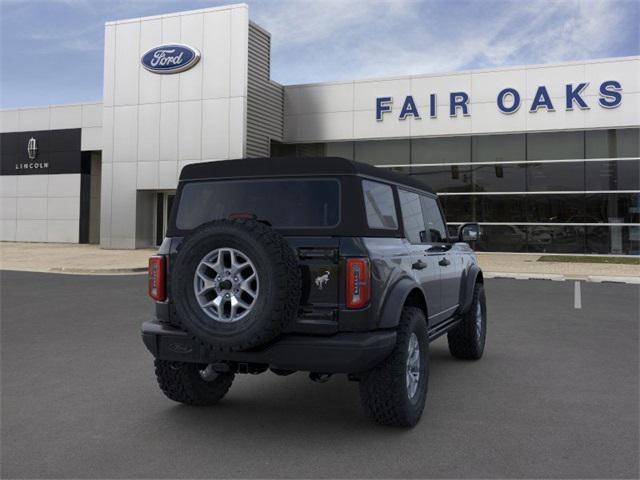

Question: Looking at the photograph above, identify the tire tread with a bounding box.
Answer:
[359,307,428,427]
[447,283,486,360]
[154,360,234,406]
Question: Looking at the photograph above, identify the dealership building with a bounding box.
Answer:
[1,4,638,254]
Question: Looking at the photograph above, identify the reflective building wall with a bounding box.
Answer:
[272,128,640,255]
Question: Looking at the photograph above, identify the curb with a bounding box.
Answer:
[587,275,640,284]
[48,266,147,274]
[485,272,640,284]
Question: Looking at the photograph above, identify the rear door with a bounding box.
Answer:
[397,189,441,322]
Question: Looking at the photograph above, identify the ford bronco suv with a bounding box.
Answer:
[142,157,486,427]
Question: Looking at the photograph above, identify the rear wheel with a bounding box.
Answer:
[447,282,486,360]
[154,360,235,406]
[359,307,429,427]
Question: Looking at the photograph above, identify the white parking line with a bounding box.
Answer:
[574,281,582,309]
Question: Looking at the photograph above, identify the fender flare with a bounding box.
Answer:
[378,277,427,329]
[458,264,484,315]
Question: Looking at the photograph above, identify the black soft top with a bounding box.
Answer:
[179,157,434,194]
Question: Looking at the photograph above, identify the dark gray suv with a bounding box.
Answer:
[142,157,486,427]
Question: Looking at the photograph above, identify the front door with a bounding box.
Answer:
[421,196,463,315]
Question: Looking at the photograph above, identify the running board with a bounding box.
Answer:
[427,316,461,342]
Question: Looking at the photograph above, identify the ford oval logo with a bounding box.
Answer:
[141,44,201,74]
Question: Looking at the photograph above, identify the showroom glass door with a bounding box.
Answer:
[155,191,176,246]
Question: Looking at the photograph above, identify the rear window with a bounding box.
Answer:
[174,178,340,230]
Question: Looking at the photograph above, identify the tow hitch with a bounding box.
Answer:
[309,372,332,383]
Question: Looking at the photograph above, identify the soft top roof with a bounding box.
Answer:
[179,157,434,194]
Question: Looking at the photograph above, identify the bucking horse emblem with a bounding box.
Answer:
[314,270,331,290]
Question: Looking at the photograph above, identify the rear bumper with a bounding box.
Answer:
[141,320,396,374]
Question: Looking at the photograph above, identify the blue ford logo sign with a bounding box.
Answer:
[141,44,200,74]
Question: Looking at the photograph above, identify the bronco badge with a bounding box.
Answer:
[314,270,330,290]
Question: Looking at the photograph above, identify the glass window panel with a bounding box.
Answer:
[472,134,525,162]
[526,226,585,254]
[477,195,528,222]
[398,190,425,243]
[526,162,585,191]
[411,136,471,164]
[411,165,473,193]
[585,192,640,224]
[586,226,640,255]
[472,164,526,192]
[526,194,585,222]
[270,142,296,157]
[475,225,528,252]
[527,131,584,160]
[325,142,354,160]
[362,180,398,230]
[476,226,587,254]
[439,195,475,223]
[585,159,640,191]
[585,128,640,158]
[296,143,326,157]
[420,196,447,243]
[380,165,412,176]
[354,140,410,166]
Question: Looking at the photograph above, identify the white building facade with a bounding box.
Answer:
[1,4,638,254]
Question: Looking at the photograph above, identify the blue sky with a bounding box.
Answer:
[1,0,638,108]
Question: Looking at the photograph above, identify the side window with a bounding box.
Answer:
[398,189,426,244]
[362,180,398,230]
[420,196,448,243]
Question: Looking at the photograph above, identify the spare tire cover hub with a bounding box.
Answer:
[193,247,259,323]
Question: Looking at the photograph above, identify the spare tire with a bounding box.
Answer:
[171,219,301,352]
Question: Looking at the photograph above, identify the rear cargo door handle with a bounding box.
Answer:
[438,257,451,267]
[412,260,427,270]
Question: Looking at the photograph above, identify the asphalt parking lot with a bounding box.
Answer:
[1,271,638,479]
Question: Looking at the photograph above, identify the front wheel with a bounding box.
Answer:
[359,307,429,427]
[447,282,487,360]
[154,360,235,406]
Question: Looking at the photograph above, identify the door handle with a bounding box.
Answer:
[438,257,451,267]
[426,244,452,253]
[412,260,427,270]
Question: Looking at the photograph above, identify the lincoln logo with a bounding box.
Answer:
[27,137,37,160]
[141,44,200,74]
[16,136,48,171]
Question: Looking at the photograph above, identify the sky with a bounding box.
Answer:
[0,0,638,108]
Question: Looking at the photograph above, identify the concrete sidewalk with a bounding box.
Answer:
[0,242,155,274]
[1,242,639,282]
[477,253,640,283]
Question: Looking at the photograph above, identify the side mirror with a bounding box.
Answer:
[458,223,480,243]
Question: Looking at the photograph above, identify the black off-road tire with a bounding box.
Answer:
[154,360,234,406]
[171,219,301,352]
[359,307,429,427]
[447,282,486,360]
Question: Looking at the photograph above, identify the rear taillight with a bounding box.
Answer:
[148,255,166,301]
[346,258,370,309]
